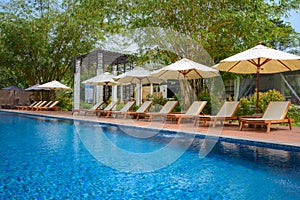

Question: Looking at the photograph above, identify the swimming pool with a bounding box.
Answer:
[1,112,300,199]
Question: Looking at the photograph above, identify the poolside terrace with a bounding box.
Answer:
[3,109,300,148]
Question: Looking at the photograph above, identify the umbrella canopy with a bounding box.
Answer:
[151,58,219,80]
[82,72,118,103]
[25,84,50,101]
[216,44,300,113]
[114,67,164,106]
[82,72,118,86]
[38,80,72,90]
[151,58,219,110]
[25,84,50,91]
[2,85,24,91]
[114,67,164,84]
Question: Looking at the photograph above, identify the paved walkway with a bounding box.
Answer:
[2,109,300,148]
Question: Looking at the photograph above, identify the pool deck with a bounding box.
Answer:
[2,109,300,148]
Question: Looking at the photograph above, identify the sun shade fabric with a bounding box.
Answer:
[151,58,219,80]
[217,44,300,74]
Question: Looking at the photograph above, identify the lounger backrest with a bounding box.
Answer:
[120,101,135,112]
[29,101,38,107]
[185,101,207,115]
[216,101,240,117]
[49,101,59,108]
[35,101,47,108]
[136,101,153,113]
[262,101,291,120]
[90,101,104,110]
[159,101,178,114]
[104,102,117,111]
[43,101,53,108]
[31,101,42,107]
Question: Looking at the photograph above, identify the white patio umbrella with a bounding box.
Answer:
[114,67,164,106]
[25,84,50,91]
[151,58,219,80]
[151,58,219,110]
[82,72,118,86]
[216,43,300,113]
[25,84,50,101]
[38,80,71,100]
[38,80,72,90]
[82,72,118,102]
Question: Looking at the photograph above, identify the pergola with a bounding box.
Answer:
[73,49,133,110]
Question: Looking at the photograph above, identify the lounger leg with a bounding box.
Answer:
[177,117,181,125]
[266,122,271,133]
[212,118,217,127]
[194,118,198,126]
[289,119,292,130]
[239,121,244,131]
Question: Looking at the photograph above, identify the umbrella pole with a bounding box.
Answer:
[256,69,260,114]
[105,84,108,103]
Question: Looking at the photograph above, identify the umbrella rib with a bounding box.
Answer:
[248,59,258,66]
[277,60,293,71]
[193,69,203,79]
[260,58,271,65]
[228,61,241,72]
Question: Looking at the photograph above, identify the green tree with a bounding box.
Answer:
[0,0,116,88]
[116,0,299,63]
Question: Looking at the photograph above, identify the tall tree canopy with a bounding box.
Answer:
[0,0,299,88]
[117,0,300,62]
[0,0,117,87]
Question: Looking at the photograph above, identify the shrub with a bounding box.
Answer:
[236,89,285,116]
[288,104,300,126]
[56,93,73,111]
[235,96,255,116]
[130,105,138,111]
[116,100,125,111]
[198,92,211,114]
[250,89,285,113]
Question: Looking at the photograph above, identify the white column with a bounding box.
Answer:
[234,77,240,101]
[112,86,118,102]
[150,84,153,97]
[120,85,123,101]
[112,65,118,102]
[97,53,104,103]
[136,83,141,106]
[73,59,81,109]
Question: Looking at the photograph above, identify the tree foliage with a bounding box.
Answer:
[0,0,115,88]
[118,0,300,63]
[0,0,299,90]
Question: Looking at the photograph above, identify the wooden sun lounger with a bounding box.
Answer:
[33,101,53,111]
[163,101,207,125]
[30,101,47,110]
[136,101,178,121]
[38,101,60,111]
[72,101,104,115]
[17,101,39,110]
[239,101,293,133]
[195,101,240,127]
[105,101,135,118]
[123,101,153,119]
[97,101,117,117]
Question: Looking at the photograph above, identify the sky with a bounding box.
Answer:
[285,10,300,33]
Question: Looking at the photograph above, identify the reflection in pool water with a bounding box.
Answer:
[0,112,300,199]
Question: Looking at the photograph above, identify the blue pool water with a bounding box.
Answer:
[1,112,300,199]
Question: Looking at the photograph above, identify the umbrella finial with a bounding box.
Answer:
[258,41,262,45]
